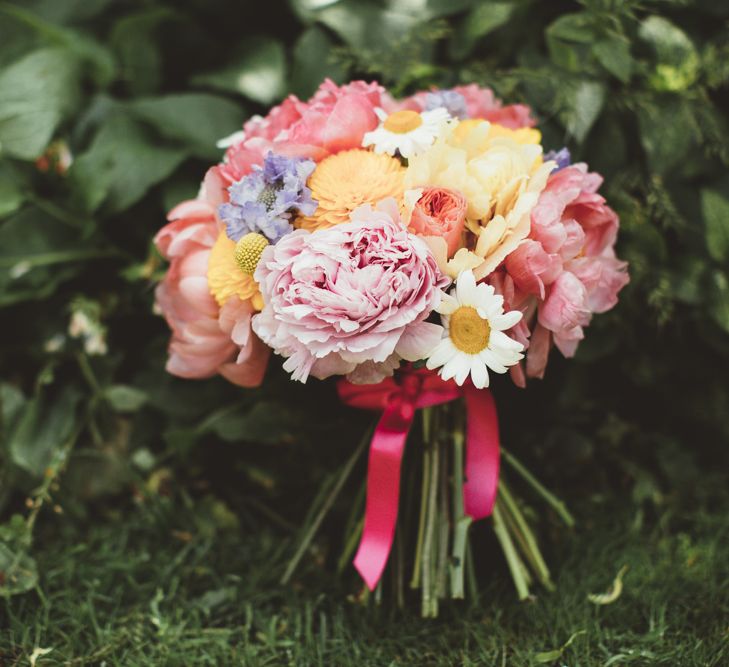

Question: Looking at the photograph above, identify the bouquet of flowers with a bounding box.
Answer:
[154,79,629,615]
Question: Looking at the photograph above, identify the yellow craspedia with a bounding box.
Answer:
[296,149,405,232]
[234,232,269,276]
[207,231,262,308]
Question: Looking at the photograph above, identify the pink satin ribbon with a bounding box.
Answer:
[338,369,501,591]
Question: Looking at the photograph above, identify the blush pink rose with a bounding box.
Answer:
[154,200,269,387]
[408,187,468,257]
[537,271,591,357]
[252,199,448,383]
[503,164,629,379]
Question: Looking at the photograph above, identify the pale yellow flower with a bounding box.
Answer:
[404,120,554,279]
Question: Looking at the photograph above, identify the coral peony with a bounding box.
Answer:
[253,199,448,383]
[154,199,269,387]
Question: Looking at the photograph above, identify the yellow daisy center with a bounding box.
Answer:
[449,306,491,354]
[234,232,268,276]
[207,231,261,308]
[383,110,423,134]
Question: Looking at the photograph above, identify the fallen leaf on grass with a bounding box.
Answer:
[534,630,586,663]
[29,646,53,666]
[588,565,629,605]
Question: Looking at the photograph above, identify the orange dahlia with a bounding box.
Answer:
[296,149,405,231]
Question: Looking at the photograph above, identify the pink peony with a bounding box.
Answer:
[503,164,629,379]
[154,200,269,387]
[452,84,536,129]
[408,187,468,257]
[398,84,535,129]
[252,199,448,383]
[214,79,384,189]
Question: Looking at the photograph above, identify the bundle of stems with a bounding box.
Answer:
[283,402,574,617]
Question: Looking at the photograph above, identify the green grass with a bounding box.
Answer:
[1,481,727,667]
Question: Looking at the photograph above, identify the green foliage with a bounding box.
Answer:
[0,0,727,638]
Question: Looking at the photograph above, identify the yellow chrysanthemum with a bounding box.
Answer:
[207,231,263,310]
[404,120,554,280]
[296,149,405,232]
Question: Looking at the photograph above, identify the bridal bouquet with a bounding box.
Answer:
[154,79,628,615]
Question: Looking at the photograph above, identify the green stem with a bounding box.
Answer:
[280,427,370,585]
[410,431,431,589]
[436,430,450,599]
[449,424,470,599]
[492,503,531,601]
[421,434,440,618]
[499,481,554,589]
[501,447,575,528]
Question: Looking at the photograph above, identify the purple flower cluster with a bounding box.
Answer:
[424,90,469,119]
[219,153,317,244]
[545,147,572,172]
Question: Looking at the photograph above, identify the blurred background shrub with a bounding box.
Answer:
[1,0,728,595]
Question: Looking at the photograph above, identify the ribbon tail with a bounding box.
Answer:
[353,403,413,591]
[463,385,501,520]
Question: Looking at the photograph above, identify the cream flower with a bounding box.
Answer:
[362,107,452,159]
[404,120,554,280]
[426,270,524,389]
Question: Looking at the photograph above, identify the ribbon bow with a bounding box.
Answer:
[338,368,501,591]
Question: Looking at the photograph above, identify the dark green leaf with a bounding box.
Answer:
[0,161,25,218]
[70,112,187,213]
[7,387,81,476]
[593,36,633,83]
[639,16,699,91]
[129,94,243,159]
[450,1,516,60]
[0,48,79,160]
[0,383,26,443]
[205,402,296,445]
[312,1,420,51]
[637,99,696,176]
[709,270,729,332]
[110,8,178,96]
[291,26,347,98]
[0,207,103,307]
[192,38,286,106]
[702,187,729,263]
[387,0,474,20]
[105,385,148,412]
[562,80,605,143]
[0,542,38,596]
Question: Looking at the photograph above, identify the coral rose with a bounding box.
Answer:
[406,187,467,258]
[252,199,448,383]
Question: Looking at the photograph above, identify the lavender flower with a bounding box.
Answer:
[219,153,317,244]
[544,147,571,171]
[424,90,469,120]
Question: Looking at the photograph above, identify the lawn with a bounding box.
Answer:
[2,473,726,666]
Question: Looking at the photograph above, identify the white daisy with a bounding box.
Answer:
[362,107,451,159]
[426,270,524,389]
